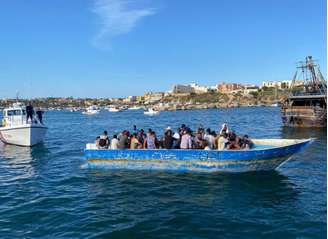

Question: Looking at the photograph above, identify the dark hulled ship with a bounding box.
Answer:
[281,56,327,127]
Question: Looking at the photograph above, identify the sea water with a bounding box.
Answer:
[0,107,326,238]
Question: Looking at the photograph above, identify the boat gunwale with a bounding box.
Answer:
[84,138,314,153]
[0,125,48,131]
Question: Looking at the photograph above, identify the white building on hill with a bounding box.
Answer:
[172,83,209,94]
[262,80,303,89]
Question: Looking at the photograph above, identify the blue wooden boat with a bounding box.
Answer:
[84,139,313,173]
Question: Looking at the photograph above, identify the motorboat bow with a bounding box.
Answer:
[82,105,100,115]
[144,108,160,116]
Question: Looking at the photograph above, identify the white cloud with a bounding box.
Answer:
[92,0,156,49]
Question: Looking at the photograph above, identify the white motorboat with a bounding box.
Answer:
[128,106,142,110]
[0,102,47,146]
[107,107,120,112]
[271,102,279,107]
[144,108,160,116]
[69,107,80,112]
[82,105,100,115]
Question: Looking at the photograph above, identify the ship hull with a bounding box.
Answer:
[84,139,313,173]
[281,107,326,127]
[0,125,47,146]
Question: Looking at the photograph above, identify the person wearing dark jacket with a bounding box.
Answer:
[162,127,174,149]
[26,103,34,124]
[36,109,44,124]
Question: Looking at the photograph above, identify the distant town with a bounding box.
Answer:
[0,79,303,111]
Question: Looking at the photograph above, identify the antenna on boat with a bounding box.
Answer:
[29,80,32,102]
[15,91,19,103]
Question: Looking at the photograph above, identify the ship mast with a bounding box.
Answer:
[290,56,327,102]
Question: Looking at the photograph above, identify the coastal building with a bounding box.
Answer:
[243,85,259,95]
[190,83,209,93]
[111,98,124,103]
[209,85,219,91]
[164,91,172,97]
[229,86,259,95]
[172,83,209,94]
[261,80,304,89]
[172,84,194,94]
[217,82,243,93]
[144,92,164,103]
[131,96,137,102]
[122,96,137,103]
[136,96,145,103]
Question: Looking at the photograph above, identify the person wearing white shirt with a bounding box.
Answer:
[204,128,216,149]
[180,130,192,149]
[110,135,119,149]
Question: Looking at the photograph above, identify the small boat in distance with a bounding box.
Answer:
[82,105,100,115]
[144,108,160,116]
[107,107,121,112]
[0,102,47,146]
[128,106,142,110]
[84,138,313,173]
[69,107,80,112]
[271,102,279,107]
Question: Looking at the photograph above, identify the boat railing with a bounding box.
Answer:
[4,115,23,127]
[286,106,326,110]
[4,115,41,127]
[282,106,316,110]
[291,91,327,97]
[293,106,315,108]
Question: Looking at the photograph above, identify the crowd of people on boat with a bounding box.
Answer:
[95,123,253,150]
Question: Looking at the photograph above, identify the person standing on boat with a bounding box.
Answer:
[132,125,139,134]
[162,127,174,149]
[226,131,241,150]
[26,102,34,124]
[130,133,141,149]
[144,131,156,149]
[239,135,254,149]
[219,123,229,135]
[204,128,216,149]
[180,130,192,149]
[180,124,186,132]
[137,130,145,148]
[172,128,181,149]
[194,131,204,149]
[36,108,44,124]
[110,135,119,149]
[118,130,129,149]
[98,131,110,149]
[217,133,228,150]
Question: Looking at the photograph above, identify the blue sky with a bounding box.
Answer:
[0,0,326,98]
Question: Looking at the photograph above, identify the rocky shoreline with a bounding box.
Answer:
[0,88,287,110]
